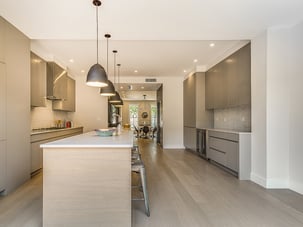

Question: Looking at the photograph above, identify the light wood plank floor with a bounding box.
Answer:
[1,138,303,227]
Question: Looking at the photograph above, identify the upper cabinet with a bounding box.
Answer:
[31,52,47,107]
[0,18,5,62]
[205,44,251,109]
[184,72,214,128]
[183,74,196,127]
[52,75,76,112]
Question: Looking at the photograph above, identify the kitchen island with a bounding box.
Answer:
[41,130,133,227]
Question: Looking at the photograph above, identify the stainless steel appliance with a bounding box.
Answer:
[196,129,207,158]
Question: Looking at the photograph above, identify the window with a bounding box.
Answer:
[151,105,157,128]
[129,104,139,128]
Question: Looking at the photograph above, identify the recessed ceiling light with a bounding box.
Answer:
[81,70,85,73]
[193,59,198,63]
[69,59,74,63]
[134,70,138,73]
[120,86,124,89]
[183,70,187,73]
[210,43,215,47]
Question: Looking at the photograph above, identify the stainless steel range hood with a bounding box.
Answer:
[46,62,67,100]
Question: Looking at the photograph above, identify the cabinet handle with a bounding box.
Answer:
[209,147,226,154]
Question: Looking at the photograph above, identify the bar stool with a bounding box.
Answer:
[131,145,141,160]
[131,159,150,217]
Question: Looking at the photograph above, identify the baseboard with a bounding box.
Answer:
[251,173,290,189]
[266,178,289,189]
[250,172,267,188]
[290,181,303,195]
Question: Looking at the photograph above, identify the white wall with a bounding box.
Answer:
[121,76,184,149]
[31,76,108,133]
[251,31,268,187]
[289,21,303,194]
[251,21,303,194]
[31,100,68,129]
[68,75,108,132]
[266,27,290,188]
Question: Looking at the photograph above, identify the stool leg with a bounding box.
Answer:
[140,166,150,217]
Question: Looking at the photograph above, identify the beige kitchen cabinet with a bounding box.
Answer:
[183,72,213,151]
[0,17,31,194]
[52,75,76,112]
[207,130,251,180]
[31,127,83,174]
[205,63,227,109]
[183,74,196,127]
[0,62,6,193]
[0,140,6,193]
[184,127,197,151]
[205,44,251,109]
[0,18,4,62]
[236,44,251,106]
[31,52,47,107]
[0,62,6,141]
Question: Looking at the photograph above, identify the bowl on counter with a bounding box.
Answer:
[94,128,116,137]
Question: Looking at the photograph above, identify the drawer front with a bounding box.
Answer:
[208,137,238,153]
[208,147,227,166]
[31,127,83,142]
[208,137,239,172]
[208,131,239,142]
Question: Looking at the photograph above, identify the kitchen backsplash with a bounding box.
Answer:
[214,105,251,132]
[31,100,68,129]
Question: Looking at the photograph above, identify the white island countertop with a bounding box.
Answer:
[41,130,133,148]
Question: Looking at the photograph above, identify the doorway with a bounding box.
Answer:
[117,83,163,145]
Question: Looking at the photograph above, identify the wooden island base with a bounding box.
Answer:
[41,131,133,227]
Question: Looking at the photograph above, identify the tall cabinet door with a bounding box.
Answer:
[0,62,6,192]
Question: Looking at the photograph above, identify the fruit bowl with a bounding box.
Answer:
[94,128,115,137]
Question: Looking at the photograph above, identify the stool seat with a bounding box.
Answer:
[131,159,150,216]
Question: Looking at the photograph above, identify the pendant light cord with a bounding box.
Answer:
[117,64,121,91]
[113,51,117,86]
[96,5,99,64]
[106,37,108,73]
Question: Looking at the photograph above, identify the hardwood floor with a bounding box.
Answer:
[1,138,303,227]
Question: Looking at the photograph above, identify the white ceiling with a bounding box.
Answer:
[1,0,303,79]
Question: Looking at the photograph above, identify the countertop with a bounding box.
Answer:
[40,130,133,148]
[31,126,83,135]
[197,128,251,134]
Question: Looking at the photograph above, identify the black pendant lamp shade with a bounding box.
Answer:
[86,64,108,87]
[114,99,124,106]
[86,0,108,87]
[100,79,115,96]
[109,91,122,103]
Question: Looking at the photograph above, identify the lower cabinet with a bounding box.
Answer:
[30,127,83,175]
[0,140,6,192]
[207,130,251,180]
[184,126,197,151]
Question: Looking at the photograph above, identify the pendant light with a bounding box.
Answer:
[100,34,115,96]
[86,0,108,87]
[109,50,122,103]
[115,64,124,106]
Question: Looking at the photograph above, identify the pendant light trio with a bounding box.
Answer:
[86,0,123,105]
